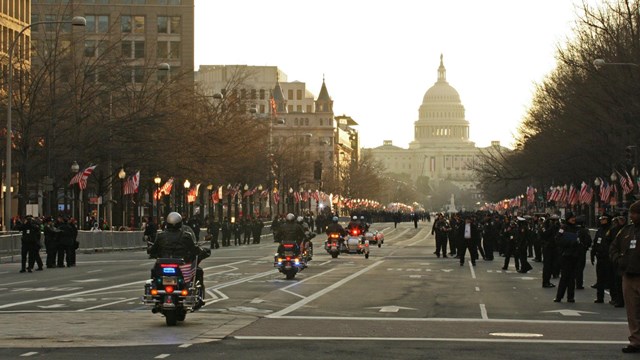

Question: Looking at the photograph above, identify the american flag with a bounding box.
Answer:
[179,262,196,284]
[294,191,300,203]
[568,184,579,206]
[526,186,536,203]
[557,185,568,203]
[273,191,280,205]
[600,180,611,202]
[579,182,593,204]
[312,190,320,202]
[621,171,634,195]
[160,178,174,195]
[69,165,97,190]
[260,189,269,198]
[123,171,140,195]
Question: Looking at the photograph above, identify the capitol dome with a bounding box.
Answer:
[422,54,461,104]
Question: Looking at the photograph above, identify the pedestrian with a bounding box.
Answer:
[243,217,252,245]
[43,217,60,268]
[221,217,231,247]
[412,213,419,229]
[610,200,640,353]
[207,217,220,249]
[252,217,264,244]
[591,214,613,303]
[16,216,42,273]
[233,218,242,246]
[516,217,533,273]
[575,215,592,290]
[610,215,627,307]
[554,212,588,303]
[456,215,480,266]
[502,220,520,271]
[57,216,76,268]
[431,213,449,258]
[541,214,560,288]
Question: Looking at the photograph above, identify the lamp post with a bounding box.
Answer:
[594,177,602,224]
[257,184,263,218]
[70,161,79,219]
[593,58,639,69]
[154,174,161,223]
[206,184,214,220]
[611,171,619,211]
[288,187,294,214]
[243,184,249,219]
[183,179,190,218]
[4,17,86,230]
[118,167,126,228]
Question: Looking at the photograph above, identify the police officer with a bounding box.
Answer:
[275,213,306,255]
[17,216,42,273]
[431,213,449,258]
[541,214,560,287]
[149,212,210,309]
[517,217,533,273]
[591,214,613,303]
[554,212,589,303]
[610,201,640,353]
[43,217,60,268]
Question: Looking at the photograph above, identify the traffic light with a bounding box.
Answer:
[314,160,322,181]
[626,146,634,164]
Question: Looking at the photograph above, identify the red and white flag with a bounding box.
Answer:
[273,191,280,205]
[69,165,97,190]
[123,171,140,195]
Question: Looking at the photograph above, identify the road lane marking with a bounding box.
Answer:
[0,280,36,286]
[318,260,331,266]
[78,297,139,311]
[87,269,103,273]
[490,332,543,338]
[480,304,488,319]
[20,352,38,357]
[475,287,480,292]
[178,344,192,348]
[280,268,335,291]
[233,336,626,344]
[469,261,476,279]
[268,260,384,318]
[154,354,171,359]
[281,289,306,299]
[272,315,626,325]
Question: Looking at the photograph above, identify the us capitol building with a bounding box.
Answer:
[367,55,503,191]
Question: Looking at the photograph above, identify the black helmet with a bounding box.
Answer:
[166,212,183,230]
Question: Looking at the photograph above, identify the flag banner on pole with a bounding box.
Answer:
[70,165,97,190]
[123,171,140,195]
[160,178,174,195]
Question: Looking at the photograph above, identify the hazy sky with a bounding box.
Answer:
[194,0,592,149]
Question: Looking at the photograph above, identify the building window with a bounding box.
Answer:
[288,105,293,113]
[121,15,132,33]
[296,105,302,112]
[122,40,145,59]
[307,105,312,113]
[84,40,96,57]
[297,89,302,100]
[259,89,265,100]
[158,16,181,34]
[133,16,145,33]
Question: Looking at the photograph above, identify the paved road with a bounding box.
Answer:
[0,221,631,359]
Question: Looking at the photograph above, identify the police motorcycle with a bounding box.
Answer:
[142,212,209,326]
[274,240,307,280]
[345,225,370,259]
[325,231,344,258]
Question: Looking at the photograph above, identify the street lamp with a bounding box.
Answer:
[243,184,249,218]
[4,16,86,230]
[183,179,190,218]
[206,184,214,220]
[593,58,640,69]
[154,174,162,222]
[118,167,126,228]
[70,161,79,219]
[257,184,263,218]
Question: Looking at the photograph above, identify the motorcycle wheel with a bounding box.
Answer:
[331,252,339,259]
[177,309,186,322]
[165,310,178,326]
[378,243,382,248]
[365,253,369,259]
[285,270,296,280]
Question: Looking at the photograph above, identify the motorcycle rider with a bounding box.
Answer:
[359,216,370,232]
[148,212,210,309]
[275,213,307,256]
[347,215,364,235]
[297,216,314,260]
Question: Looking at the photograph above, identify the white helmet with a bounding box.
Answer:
[296,216,304,223]
[286,213,295,222]
[166,212,182,230]
[352,216,358,220]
